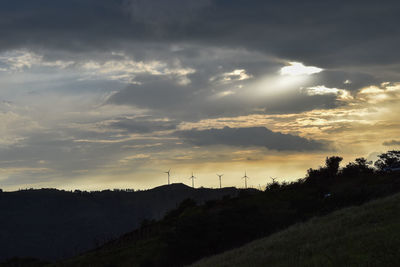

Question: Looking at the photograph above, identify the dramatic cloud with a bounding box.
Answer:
[177,126,326,151]
[304,85,352,101]
[126,0,212,24]
[1,0,399,71]
[1,1,400,190]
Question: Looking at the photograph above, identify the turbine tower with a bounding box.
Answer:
[242,171,249,189]
[164,169,171,185]
[189,172,196,188]
[217,174,224,189]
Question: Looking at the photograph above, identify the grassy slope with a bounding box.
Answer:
[57,171,400,267]
[191,193,400,267]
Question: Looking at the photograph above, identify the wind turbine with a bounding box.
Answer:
[189,172,196,188]
[216,174,224,189]
[164,169,171,185]
[242,171,249,189]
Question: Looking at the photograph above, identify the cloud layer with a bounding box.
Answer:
[1,1,399,70]
[0,1,400,189]
[178,126,326,151]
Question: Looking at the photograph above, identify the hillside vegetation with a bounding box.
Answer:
[191,192,400,267]
[1,151,399,266]
[57,153,400,267]
[0,184,237,261]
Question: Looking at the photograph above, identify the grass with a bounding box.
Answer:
[58,236,168,267]
[190,193,400,267]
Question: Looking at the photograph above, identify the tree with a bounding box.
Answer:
[341,157,373,176]
[325,156,343,176]
[305,156,343,186]
[374,150,400,171]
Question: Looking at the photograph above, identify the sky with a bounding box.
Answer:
[1,0,400,191]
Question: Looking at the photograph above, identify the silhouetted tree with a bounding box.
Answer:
[375,150,400,171]
[341,157,373,176]
[306,156,343,185]
[265,179,280,191]
[325,156,343,176]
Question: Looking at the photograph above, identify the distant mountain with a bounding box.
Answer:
[0,184,238,261]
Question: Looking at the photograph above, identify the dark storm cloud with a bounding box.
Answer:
[1,0,399,143]
[177,126,327,151]
[0,0,132,53]
[1,0,400,69]
[2,0,399,121]
[2,0,397,121]
[126,0,212,24]
[312,70,378,92]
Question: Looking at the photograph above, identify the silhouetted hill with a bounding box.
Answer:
[3,152,400,266]
[152,183,191,191]
[0,184,238,261]
[57,157,400,267]
[191,192,400,266]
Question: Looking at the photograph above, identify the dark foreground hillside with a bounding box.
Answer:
[191,192,400,267]
[2,152,400,266]
[0,184,238,261]
[57,167,400,267]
